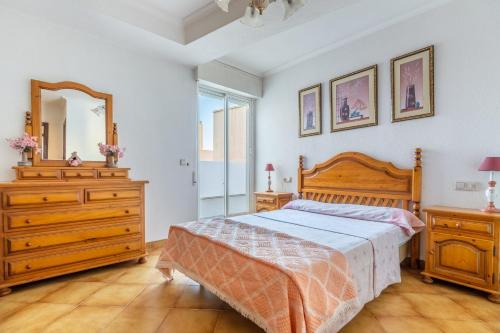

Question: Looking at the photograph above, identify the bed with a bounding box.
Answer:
[157,149,424,333]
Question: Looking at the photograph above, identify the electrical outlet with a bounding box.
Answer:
[455,182,482,192]
[282,177,292,183]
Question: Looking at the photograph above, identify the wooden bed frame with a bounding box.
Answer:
[297,148,423,269]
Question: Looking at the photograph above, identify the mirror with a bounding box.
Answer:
[40,89,106,161]
[30,80,114,166]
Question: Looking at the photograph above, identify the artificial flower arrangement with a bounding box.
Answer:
[6,133,40,166]
[98,142,125,168]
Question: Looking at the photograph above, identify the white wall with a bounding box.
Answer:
[0,6,198,242]
[256,0,500,255]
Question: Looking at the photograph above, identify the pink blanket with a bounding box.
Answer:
[157,218,360,333]
[283,200,425,236]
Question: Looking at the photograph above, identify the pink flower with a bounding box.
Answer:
[6,133,40,154]
[98,143,126,158]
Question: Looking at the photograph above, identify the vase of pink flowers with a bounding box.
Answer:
[98,143,125,168]
[6,133,40,166]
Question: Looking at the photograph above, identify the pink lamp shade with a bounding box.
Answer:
[479,157,500,171]
[265,163,275,172]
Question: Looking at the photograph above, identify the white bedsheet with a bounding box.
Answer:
[231,209,410,306]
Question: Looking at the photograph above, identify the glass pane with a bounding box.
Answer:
[40,89,106,161]
[198,93,225,218]
[227,98,249,216]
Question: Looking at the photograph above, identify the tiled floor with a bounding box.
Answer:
[1,249,499,333]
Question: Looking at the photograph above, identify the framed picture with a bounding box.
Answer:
[330,65,378,132]
[391,45,434,122]
[299,84,322,137]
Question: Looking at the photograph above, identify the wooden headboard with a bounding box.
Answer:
[297,149,423,267]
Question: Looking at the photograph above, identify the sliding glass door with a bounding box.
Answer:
[197,87,254,219]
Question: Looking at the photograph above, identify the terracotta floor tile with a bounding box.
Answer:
[0,303,75,333]
[4,261,496,333]
[432,319,494,333]
[0,301,26,320]
[175,285,226,309]
[104,306,169,333]
[169,270,200,286]
[214,310,265,333]
[340,309,386,333]
[129,283,185,308]
[40,282,105,304]
[402,293,475,320]
[82,284,145,306]
[69,266,127,283]
[486,321,500,332]
[365,293,419,317]
[2,281,68,303]
[384,271,442,294]
[446,293,500,322]
[116,266,166,284]
[377,316,443,333]
[42,305,123,333]
[143,255,159,267]
[157,308,220,333]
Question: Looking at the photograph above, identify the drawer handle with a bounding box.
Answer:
[77,173,82,177]
[125,245,131,250]
[37,173,43,177]
[125,210,130,214]
[42,197,49,202]
[25,264,32,270]
[25,219,31,224]
[25,242,32,247]
[125,228,131,232]
[111,173,116,177]
[113,193,118,197]
[443,223,448,228]
[456,223,461,229]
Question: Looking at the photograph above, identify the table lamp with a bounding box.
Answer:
[265,163,275,192]
[479,157,500,213]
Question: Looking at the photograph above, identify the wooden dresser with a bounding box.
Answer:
[422,206,500,303]
[255,192,293,212]
[0,167,148,296]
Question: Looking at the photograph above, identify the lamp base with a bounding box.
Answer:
[481,207,500,213]
[266,189,274,193]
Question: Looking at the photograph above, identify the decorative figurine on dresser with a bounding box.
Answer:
[0,80,148,297]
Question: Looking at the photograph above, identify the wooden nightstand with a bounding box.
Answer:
[254,192,293,212]
[422,206,500,303]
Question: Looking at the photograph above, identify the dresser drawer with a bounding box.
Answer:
[5,206,141,231]
[2,190,82,209]
[86,188,141,203]
[256,204,274,212]
[432,216,494,237]
[62,170,97,180]
[98,169,128,179]
[6,222,141,255]
[6,240,142,277]
[256,197,276,206]
[17,169,60,180]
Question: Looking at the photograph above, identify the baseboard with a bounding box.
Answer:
[146,239,166,251]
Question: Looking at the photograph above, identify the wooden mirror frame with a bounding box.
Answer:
[29,80,115,167]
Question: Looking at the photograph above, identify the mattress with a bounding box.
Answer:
[231,209,410,305]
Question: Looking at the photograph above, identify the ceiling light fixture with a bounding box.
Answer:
[215,0,305,28]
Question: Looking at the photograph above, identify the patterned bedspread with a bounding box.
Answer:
[156,218,361,333]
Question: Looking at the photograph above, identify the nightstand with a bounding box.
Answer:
[254,192,293,212]
[422,206,500,303]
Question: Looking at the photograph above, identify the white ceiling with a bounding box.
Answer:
[0,0,452,77]
[142,0,213,19]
